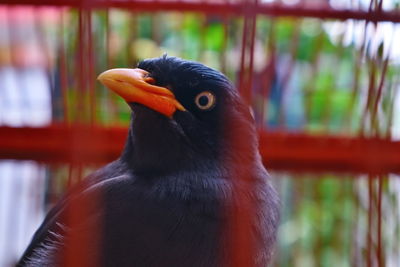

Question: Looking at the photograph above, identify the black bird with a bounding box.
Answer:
[17,56,280,267]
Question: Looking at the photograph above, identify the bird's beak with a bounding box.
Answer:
[98,68,185,117]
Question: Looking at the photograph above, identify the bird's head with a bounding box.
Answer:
[98,56,258,176]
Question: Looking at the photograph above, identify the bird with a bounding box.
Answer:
[17,56,280,267]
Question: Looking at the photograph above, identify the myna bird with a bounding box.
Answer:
[17,56,280,267]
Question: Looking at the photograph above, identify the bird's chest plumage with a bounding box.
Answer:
[99,175,225,267]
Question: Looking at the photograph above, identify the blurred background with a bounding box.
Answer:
[0,0,400,266]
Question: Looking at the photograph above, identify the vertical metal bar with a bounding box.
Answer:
[220,15,229,74]
[66,7,89,267]
[106,9,111,68]
[88,9,96,125]
[229,2,259,266]
[371,56,390,128]
[76,8,86,123]
[386,74,400,137]
[59,10,69,124]
[358,0,376,135]
[377,0,383,12]
[238,14,249,99]
[127,11,138,67]
[105,9,120,122]
[259,19,276,128]
[238,0,257,105]
[362,56,377,133]
[246,8,257,105]
[314,178,324,265]
[367,176,373,267]
[350,0,374,126]
[376,175,383,267]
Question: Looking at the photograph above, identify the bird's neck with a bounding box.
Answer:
[120,113,214,176]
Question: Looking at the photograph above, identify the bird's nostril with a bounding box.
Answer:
[144,76,156,85]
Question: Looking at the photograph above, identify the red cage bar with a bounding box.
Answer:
[0,1,399,23]
[1,126,399,174]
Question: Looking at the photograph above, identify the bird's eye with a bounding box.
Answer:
[195,91,216,110]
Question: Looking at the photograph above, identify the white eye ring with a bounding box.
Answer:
[195,91,216,110]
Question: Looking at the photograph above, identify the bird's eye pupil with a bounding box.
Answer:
[195,91,216,111]
[198,95,209,107]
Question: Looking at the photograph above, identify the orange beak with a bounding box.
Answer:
[98,68,185,117]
